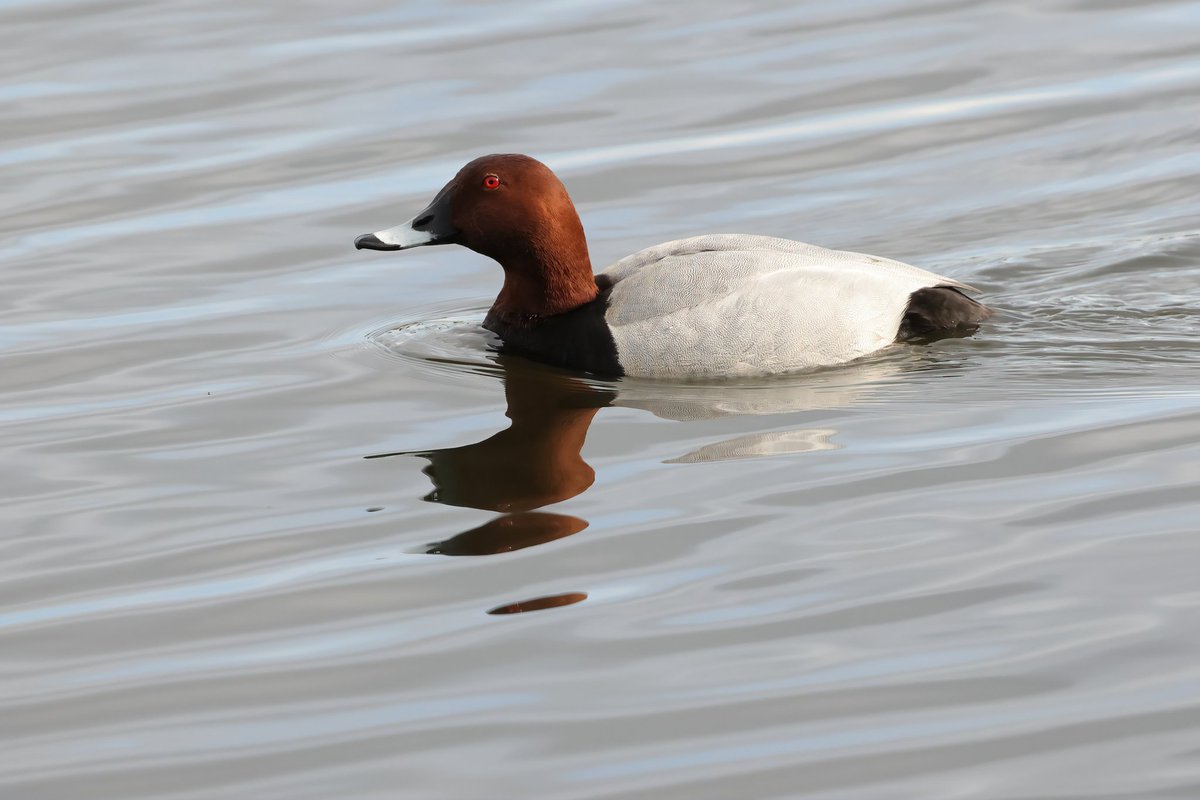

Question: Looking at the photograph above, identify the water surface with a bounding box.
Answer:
[3,1,1200,797]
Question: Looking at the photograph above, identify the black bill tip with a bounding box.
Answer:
[354,233,400,251]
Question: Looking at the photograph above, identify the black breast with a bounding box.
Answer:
[483,279,623,377]
[896,285,994,343]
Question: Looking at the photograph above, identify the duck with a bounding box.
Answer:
[354,154,992,378]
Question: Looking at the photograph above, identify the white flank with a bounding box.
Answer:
[601,234,977,378]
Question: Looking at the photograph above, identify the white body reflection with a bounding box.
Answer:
[613,357,903,462]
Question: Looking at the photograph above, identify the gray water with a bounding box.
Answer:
[4,1,1200,797]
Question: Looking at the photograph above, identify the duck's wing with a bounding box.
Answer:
[599,235,976,378]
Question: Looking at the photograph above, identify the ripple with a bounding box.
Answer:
[368,305,500,376]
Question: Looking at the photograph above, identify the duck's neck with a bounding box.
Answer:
[488,221,597,321]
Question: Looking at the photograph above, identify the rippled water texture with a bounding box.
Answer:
[4,1,1200,797]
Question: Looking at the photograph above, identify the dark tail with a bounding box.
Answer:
[895,286,994,343]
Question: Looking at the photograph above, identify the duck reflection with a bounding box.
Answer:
[368,354,912,559]
[487,592,589,615]
[367,359,614,556]
[426,511,590,556]
[366,351,948,613]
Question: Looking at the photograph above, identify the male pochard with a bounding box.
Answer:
[355,154,992,378]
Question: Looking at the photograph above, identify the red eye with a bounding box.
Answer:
[482,174,500,190]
